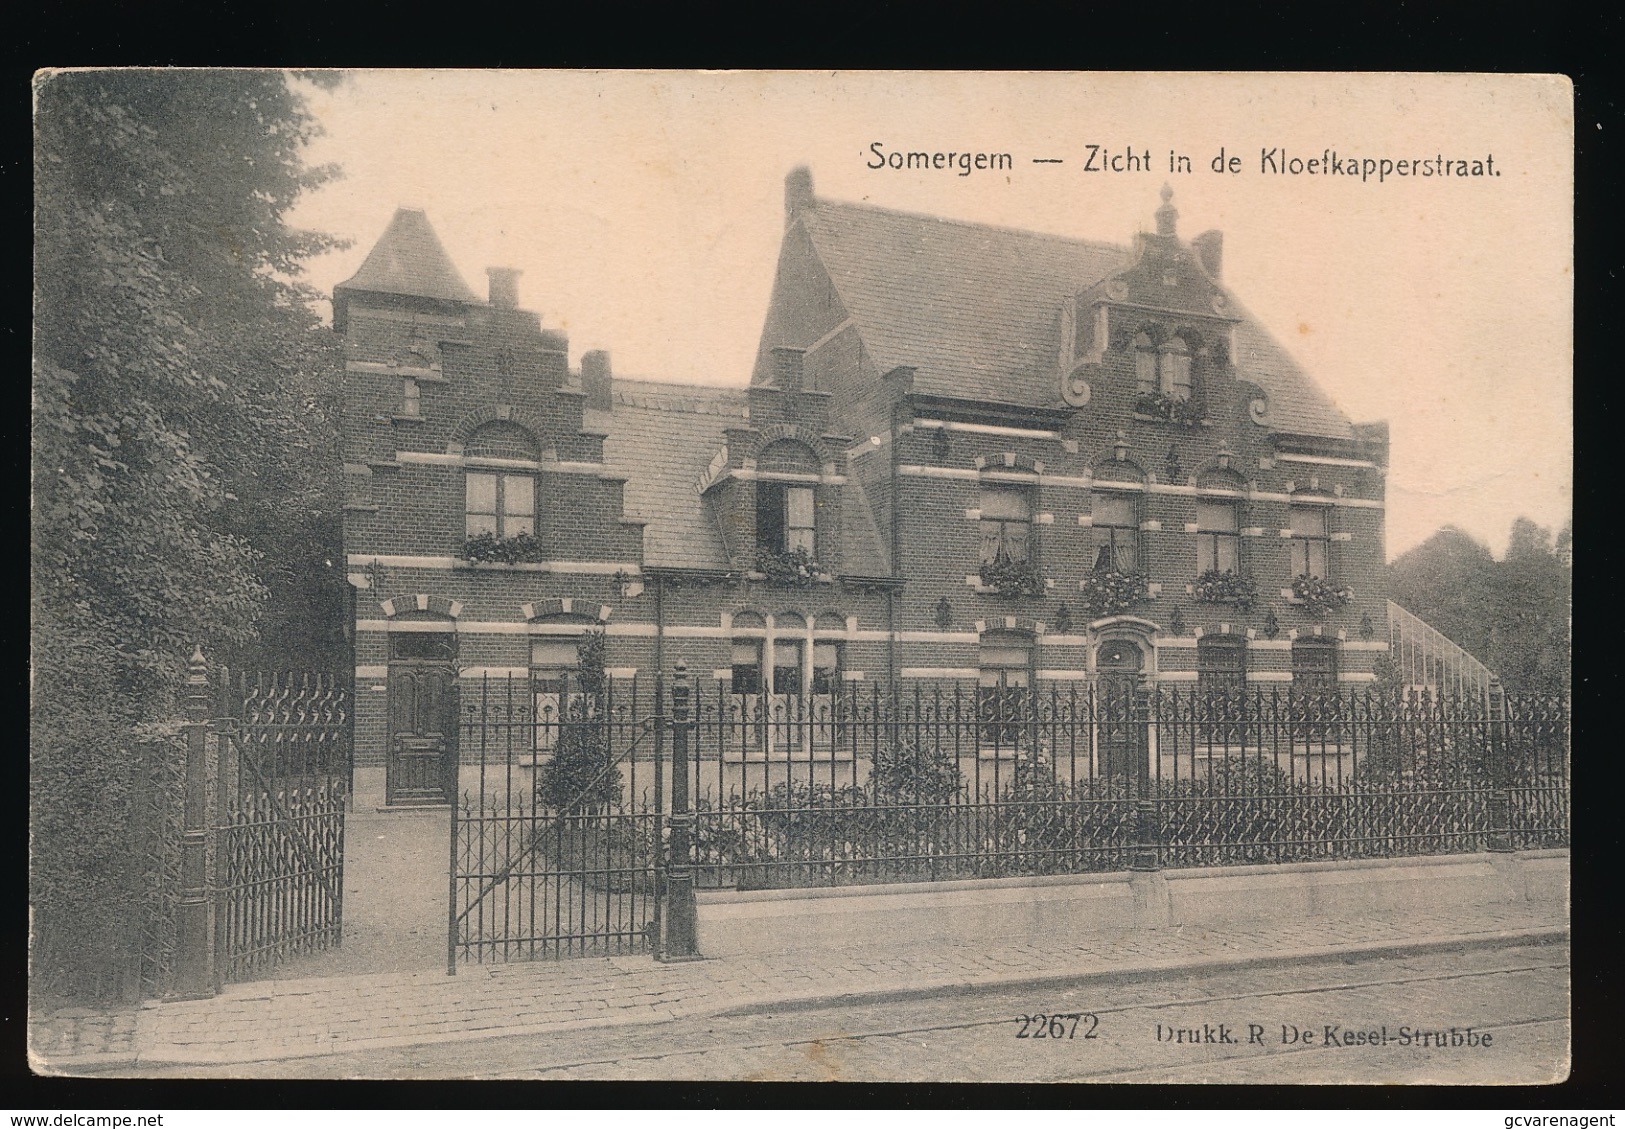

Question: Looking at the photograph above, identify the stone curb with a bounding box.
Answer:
[715,924,1572,1017]
[46,923,1566,1072]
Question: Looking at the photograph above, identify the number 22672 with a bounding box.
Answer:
[1015,1013,1098,1040]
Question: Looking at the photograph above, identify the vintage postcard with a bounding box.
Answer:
[30,69,1572,1084]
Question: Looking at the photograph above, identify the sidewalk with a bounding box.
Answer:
[30,899,1565,1074]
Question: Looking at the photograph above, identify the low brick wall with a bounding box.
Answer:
[693,849,1567,959]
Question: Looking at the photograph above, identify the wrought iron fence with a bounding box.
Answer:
[214,670,350,982]
[447,673,1568,963]
[450,673,661,967]
[674,680,1568,889]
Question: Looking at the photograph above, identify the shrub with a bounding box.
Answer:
[979,555,1043,598]
[1134,392,1203,425]
[1193,568,1258,611]
[1080,568,1150,618]
[1292,574,1353,618]
[535,633,622,812]
[753,546,823,587]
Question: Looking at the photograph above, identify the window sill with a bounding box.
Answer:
[455,559,550,571]
[1132,411,1211,428]
[391,413,426,424]
[744,569,834,586]
[965,575,1050,597]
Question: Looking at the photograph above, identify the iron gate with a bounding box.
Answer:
[215,670,351,982]
[449,673,664,968]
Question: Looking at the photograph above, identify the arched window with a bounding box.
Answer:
[1159,336,1193,401]
[1133,332,1158,396]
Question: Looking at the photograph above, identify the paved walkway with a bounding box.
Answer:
[30,900,1564,1074]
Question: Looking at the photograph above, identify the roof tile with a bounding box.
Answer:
[795,199,1353,440]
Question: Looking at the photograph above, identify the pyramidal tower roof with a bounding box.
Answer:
[335,207,481,316]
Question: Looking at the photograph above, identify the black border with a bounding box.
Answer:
[12,0,1616,1112]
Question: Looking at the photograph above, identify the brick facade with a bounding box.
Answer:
[337,181,1390,770]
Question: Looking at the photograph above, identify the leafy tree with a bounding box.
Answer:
[32,70,346,999]
[1387,518,1571,694]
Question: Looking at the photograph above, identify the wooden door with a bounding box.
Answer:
[387,664,457,805]
[1096,639,1144,780]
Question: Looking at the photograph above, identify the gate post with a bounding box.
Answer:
[173,646,218,999]
[662,662,701,960]
[1486,676,1513,853]
[1130,673,1161,872]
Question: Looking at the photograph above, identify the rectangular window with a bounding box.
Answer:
[1197,638,1247,693]
[1092,492,1139,572]
[531,637,583,753]
[980,486,1032,566]
[786,486,815,555]
[1289,504,1330,579]
[1161,348,1193,401]
[810,641,842,696]
[1135,348,1158,397]
[530,638,580,685]
[772,639,804,696]
[1197,636,1248,744]
[1196,499,1241,574]
[466,472,535,539]
[402,377,421,417]
[978,635,1031,747]
[757,481,817,556]
[731,639,763,695]
[1292,640,1338,687]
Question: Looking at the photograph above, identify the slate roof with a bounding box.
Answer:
[793,198,1354,440]
[587,379,747,570]
[589,378,891,574]
[335,207,482,304]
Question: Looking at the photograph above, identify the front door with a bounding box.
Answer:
[1096,639,1144,779]
[387,662,457,806]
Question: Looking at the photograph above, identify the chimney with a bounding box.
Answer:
[1154,183,1178,237]
[785,166,814,226]
[486,267,522,309]
[581,349,613,411]
[1192,230,1223,280]
[771,346,806,391]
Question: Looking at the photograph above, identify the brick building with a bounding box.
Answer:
[337,171,1391,802]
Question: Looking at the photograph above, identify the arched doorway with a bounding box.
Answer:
[1096,638,1144,779]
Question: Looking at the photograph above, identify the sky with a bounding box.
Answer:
[284,71,1573,562]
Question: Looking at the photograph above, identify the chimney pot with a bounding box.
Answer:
[487,267,522,309]
[1192,230,1224,280]
[581,349,613,411]
[785,166,814,225]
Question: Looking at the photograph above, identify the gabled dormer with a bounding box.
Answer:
[1058,187,1243,421]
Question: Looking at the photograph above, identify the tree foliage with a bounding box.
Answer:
[32,70,346,998]
[1387,518,1572,694]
